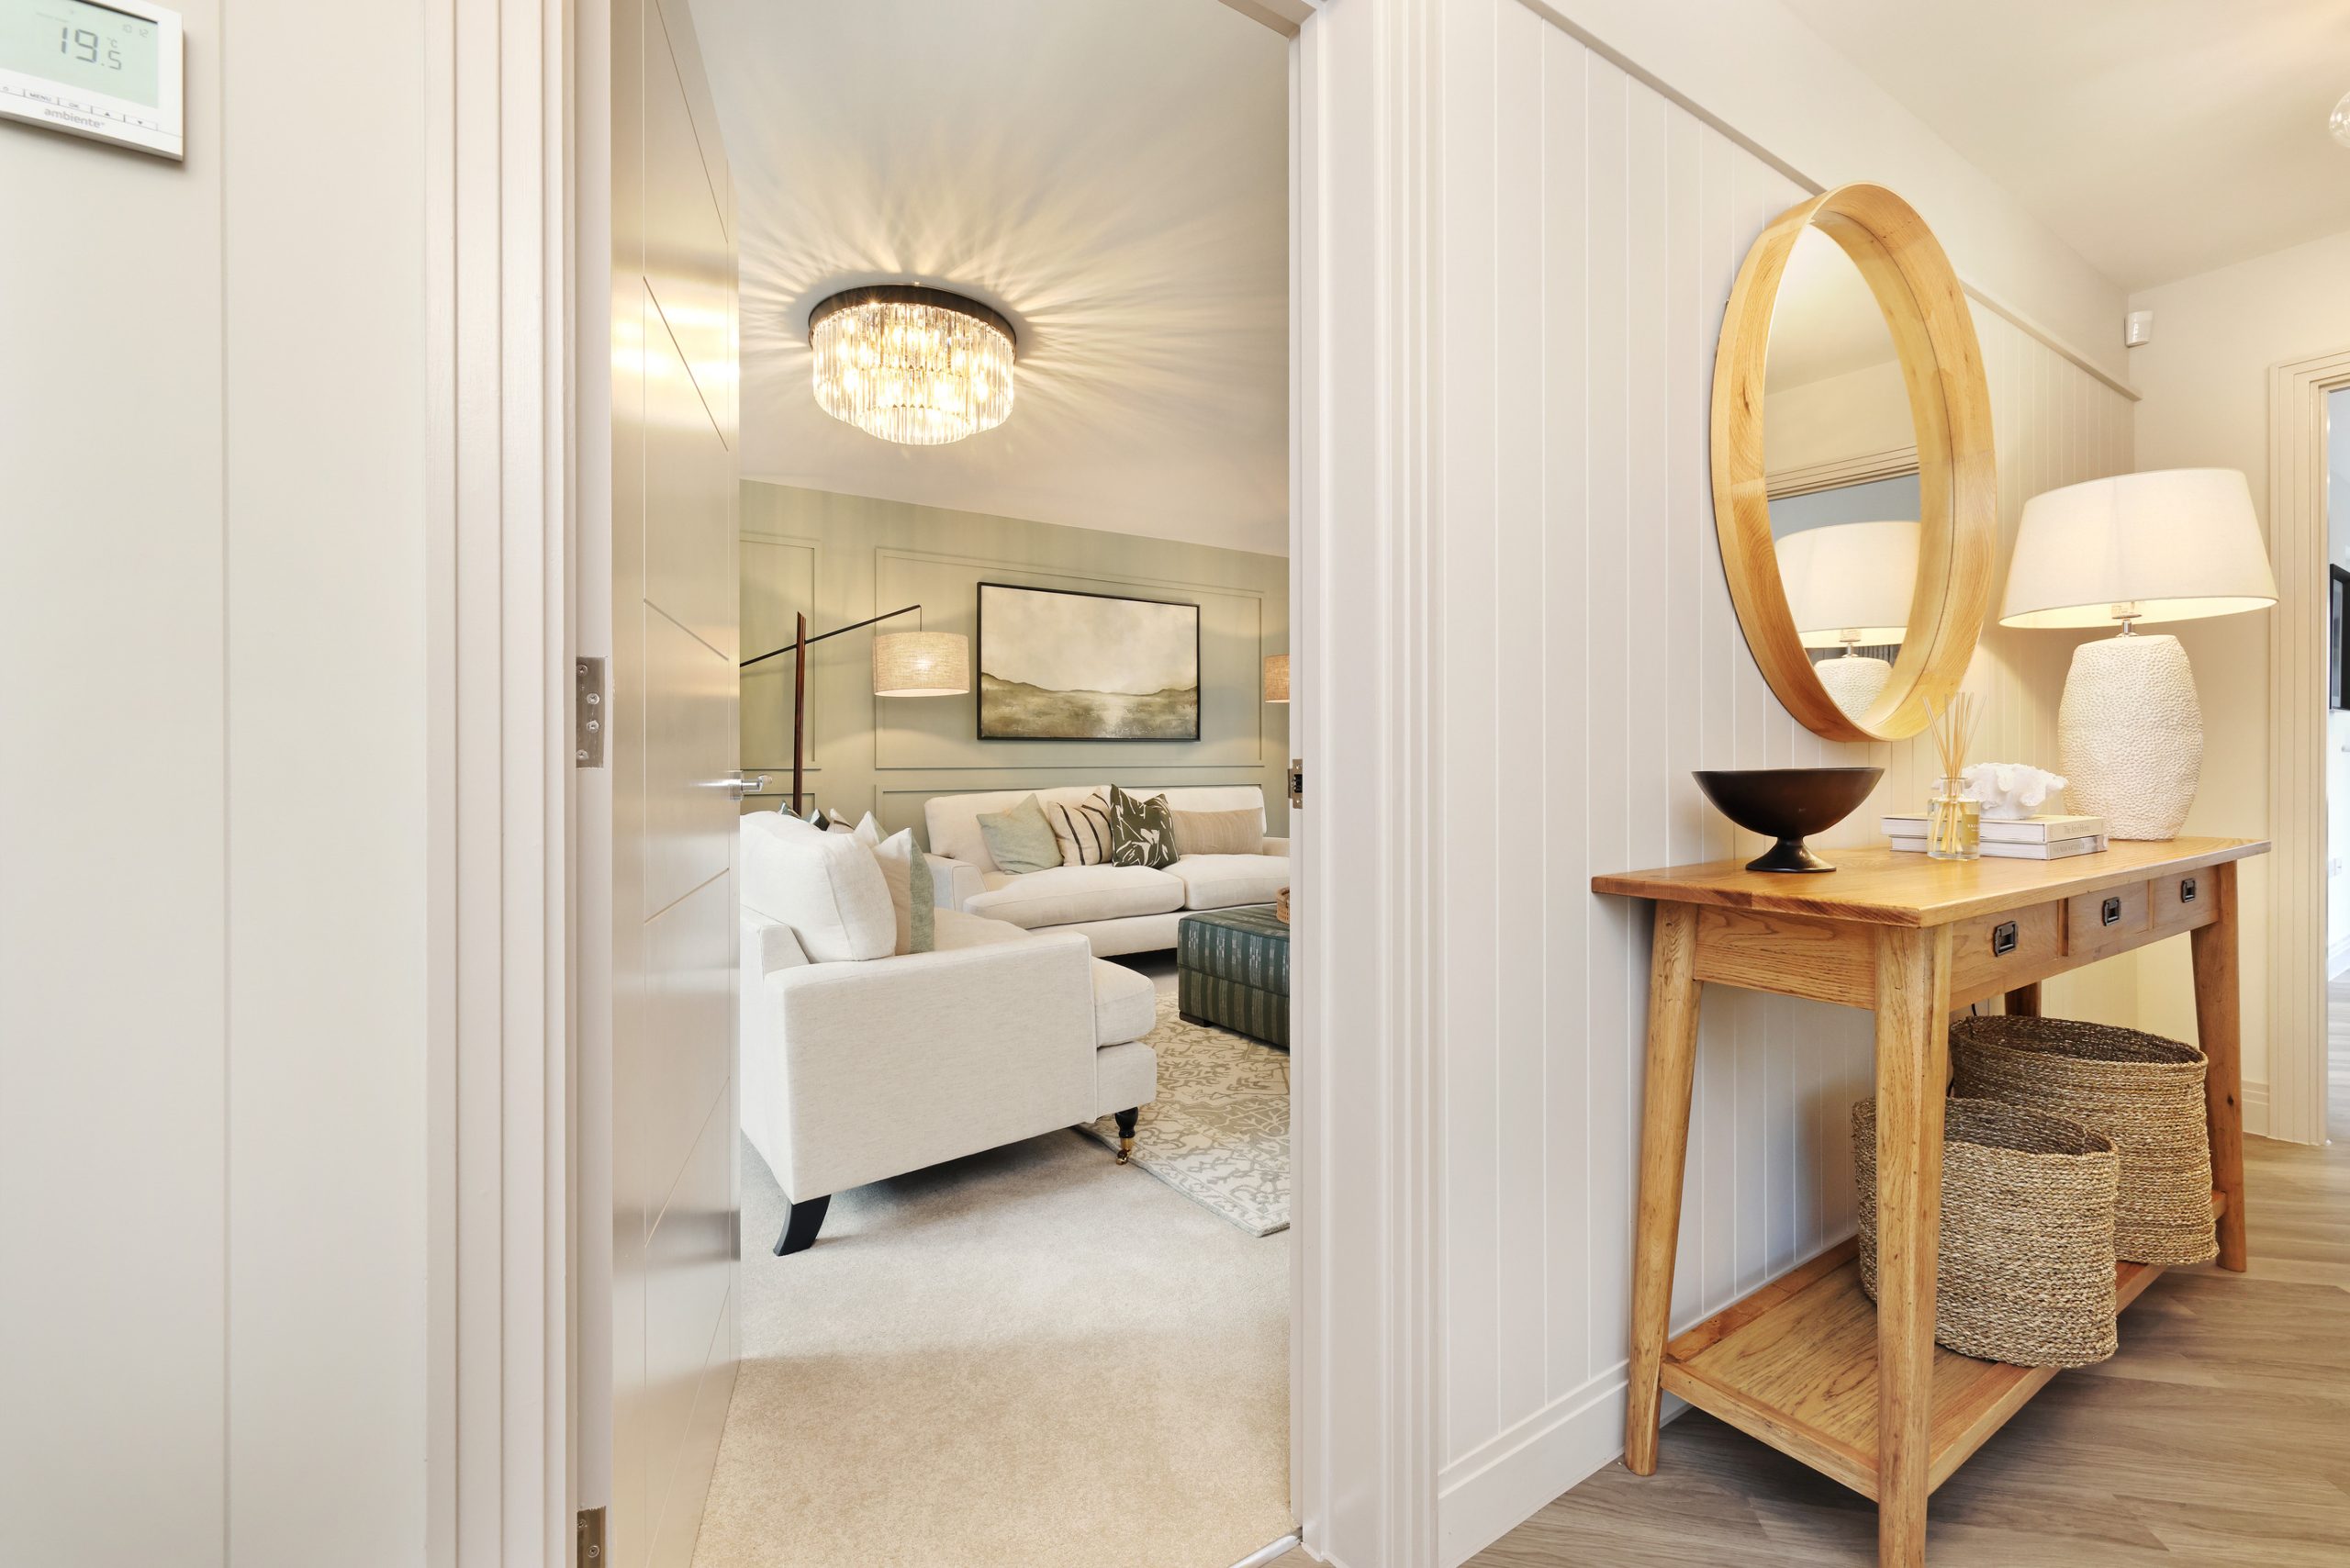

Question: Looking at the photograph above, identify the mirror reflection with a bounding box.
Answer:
[1764,226,1923,721]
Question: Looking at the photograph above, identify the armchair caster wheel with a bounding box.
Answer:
[1114,1107,1139,1165]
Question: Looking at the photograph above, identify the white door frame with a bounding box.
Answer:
[2266,345,2350,1148]
[425,4,1460,1567]
[422,0,575,1562]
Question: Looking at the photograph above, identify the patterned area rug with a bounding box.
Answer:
[1079,994,1290,1237]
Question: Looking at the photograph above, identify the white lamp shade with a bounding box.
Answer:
[2000,467,2277,629]
[1773,520,1921,648]
[1263,653,1289,703]
[871,631,969,697]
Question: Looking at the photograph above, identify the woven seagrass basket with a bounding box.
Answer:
[1855,1096,2120,1368]
[1951,1015,2217,1267]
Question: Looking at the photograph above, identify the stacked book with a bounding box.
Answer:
[1882,812,2108,860]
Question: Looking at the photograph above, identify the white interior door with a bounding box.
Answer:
[600,0,744,1562]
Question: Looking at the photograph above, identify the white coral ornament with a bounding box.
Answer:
[1961,762,2068,821]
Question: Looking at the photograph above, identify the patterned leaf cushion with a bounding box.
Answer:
[1046,791,1113,867]
[976,792,1064,875]
[1107,785,1178,869]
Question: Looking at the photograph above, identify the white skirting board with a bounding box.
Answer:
[1436,1373,1639,1567]
[2244,1079,2271,1138]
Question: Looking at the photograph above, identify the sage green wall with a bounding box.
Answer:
[739,483,1289,846]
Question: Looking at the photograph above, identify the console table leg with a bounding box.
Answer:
[2191,861,2248,1271]
[1626,902,1703,1477]
[1874,924,1951,1568]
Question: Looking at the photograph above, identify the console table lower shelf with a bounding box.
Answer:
[1662,1193,2223,1502]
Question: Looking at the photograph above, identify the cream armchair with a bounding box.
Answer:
[738,905,1158,1254]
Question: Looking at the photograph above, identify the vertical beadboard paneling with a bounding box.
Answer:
[1492,0,1551,1436]
[1431,0,2139,1557]
[1438,0,1502,1462]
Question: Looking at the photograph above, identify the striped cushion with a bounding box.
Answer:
[1046,791,1113,867]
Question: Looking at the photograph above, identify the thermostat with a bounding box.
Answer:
[0,0,181,160]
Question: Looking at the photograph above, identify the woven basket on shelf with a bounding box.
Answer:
[1951,1015,2217,1267]
[1855,1096,2120,1368]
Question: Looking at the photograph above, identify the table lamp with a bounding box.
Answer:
[1773,520,1921,720]
[2000,468,2276,839]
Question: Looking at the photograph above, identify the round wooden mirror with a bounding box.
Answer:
[1712,183,1996,742]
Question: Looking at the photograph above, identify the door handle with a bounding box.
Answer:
[699,770,767,801]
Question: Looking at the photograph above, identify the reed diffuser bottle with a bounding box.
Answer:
[1925,694,1981,861]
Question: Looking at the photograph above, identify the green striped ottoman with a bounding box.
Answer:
[1177,906,1290,1048]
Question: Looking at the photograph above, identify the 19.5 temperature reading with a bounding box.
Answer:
[3,1,162,110]
[60,25,123,69]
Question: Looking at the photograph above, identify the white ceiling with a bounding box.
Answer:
[688,0,1290,555]
[1781,0,2350,291]
[1766,228,1897,390]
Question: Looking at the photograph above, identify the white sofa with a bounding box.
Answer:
[740,859,1158,1257]
[923,785,1289,957]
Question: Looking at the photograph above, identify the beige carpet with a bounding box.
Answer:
[692,1126,1292,1568]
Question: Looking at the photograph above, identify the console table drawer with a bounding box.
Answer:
[1949,902,2062,1002]
[2066,880,2147,951]
[2150,870,2218,935]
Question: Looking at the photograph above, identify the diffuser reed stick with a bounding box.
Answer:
[1925,693,1981,859]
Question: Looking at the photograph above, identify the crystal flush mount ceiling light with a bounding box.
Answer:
[2333,89,2350,149]
[809,285,1016,446]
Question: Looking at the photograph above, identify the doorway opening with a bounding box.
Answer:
[584,2,1308,1565]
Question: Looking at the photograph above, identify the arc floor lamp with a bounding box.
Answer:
[740,604,970,814]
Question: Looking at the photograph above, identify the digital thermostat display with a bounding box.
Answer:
[0,0,181,159]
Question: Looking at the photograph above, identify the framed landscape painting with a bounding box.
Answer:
[977,582,1202,740]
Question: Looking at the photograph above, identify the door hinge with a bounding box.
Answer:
[575,656,607,767]
[577,1506,607,1567]
[1287,758,1304,811]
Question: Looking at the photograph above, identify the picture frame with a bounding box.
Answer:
[976,582,1203,741]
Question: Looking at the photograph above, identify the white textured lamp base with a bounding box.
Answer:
[1816,654,1892,721]
[2057,633,2201,840]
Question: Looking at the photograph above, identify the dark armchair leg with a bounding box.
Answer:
[774,1193,831,1256]
[1113,1108,1139,1165]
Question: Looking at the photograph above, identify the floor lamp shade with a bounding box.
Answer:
[1774,520,1919,719]
[872,631,970,697]
[1999,468,2276,839]
[1263,654,1289,703]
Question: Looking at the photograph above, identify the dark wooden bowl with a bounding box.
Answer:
[1693,767,1885,873]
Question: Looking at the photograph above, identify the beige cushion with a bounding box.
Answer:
[930,907,1030,950]
[739,813,896,962]
[1168,853,1289,913]
[1091,960,1158,1047]
[1170,805,1267,857]
[965,864,1186,929]
[926,785,1268,871]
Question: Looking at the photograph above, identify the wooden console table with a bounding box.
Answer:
[1593,836,2266,1568]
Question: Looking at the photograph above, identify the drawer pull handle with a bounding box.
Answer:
[2180,877,2199,903]
[1991,921,2019,957]
[2101,895,2122,926]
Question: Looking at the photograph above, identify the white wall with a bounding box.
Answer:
[1417,1,2136,1560]
[2125,229,2350,1126]
[0,5,431,1562]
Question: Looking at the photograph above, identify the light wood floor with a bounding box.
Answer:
[1275,991,2350,1568]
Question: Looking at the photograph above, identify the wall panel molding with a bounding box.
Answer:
[738,484,1288,834]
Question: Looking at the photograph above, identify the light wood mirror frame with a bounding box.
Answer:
[1712,183,1996,743]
